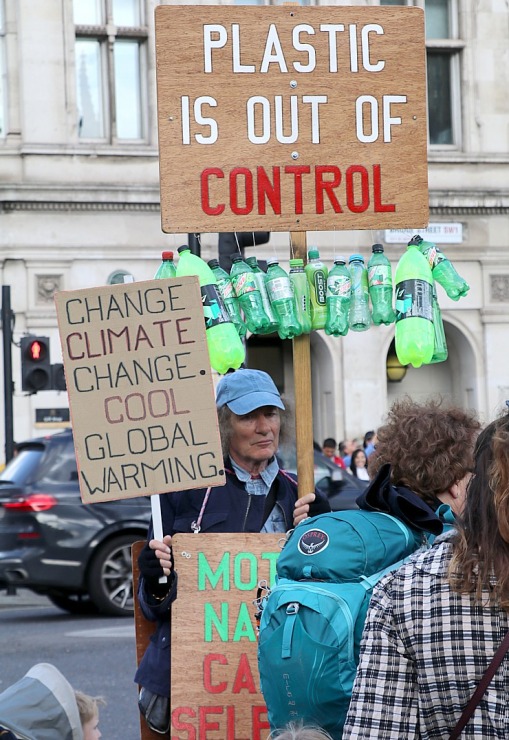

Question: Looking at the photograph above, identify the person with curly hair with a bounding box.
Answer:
[344,408,509,738]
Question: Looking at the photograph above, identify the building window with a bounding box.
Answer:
[381,0,463,148]
[108,270,134,285]
[73,0,147,141]
[0,0,5,137]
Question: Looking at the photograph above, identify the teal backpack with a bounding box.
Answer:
[257,509,426,739]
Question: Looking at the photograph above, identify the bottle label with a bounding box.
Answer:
[267,276,293,301]
[368,265,392,287]
[327,274,351,297]
[313,271,327,305]
[231,271,256,296]
[217,278,234,299]
[419,244,443,269]
[395,279,433,322]
[201,285,232,328]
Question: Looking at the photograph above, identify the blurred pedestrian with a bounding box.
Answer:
[349,448,370,481]
[321,438,346,469]
[362,430,377,457]
[343,409,509,739]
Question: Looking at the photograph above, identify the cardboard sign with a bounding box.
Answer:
[170,533,283,739]
[155,5,428,233]
[54,277,225,503]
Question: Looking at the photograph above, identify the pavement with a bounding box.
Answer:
[0,586,51,609]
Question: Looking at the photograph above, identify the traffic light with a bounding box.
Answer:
[218,232,271,271]
[20,336,52,393]
[51,363,67,391]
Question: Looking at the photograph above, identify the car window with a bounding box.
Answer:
[0,448,44,484]
[36,437,79,484]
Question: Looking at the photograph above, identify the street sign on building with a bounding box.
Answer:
[155,5,429,233]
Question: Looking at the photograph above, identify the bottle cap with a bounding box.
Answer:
[333,255,347,264]
[177,245,190,254]
[349,254,364,263]
[207,259,219,268]
[162,251,174,260]
[231,255,243,263]
[245,257,257,266]
[289,258,304,267]
[371,244,384,253]
[266,258,279,266]
[308,249,320,259]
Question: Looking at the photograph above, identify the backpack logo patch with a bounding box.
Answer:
[298,528,329,555]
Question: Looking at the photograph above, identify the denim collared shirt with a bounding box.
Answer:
[229,456,286,533]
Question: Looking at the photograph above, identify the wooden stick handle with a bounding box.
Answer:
[290,232,315,499]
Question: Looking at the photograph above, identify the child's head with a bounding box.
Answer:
[74,690,105,740]
[270,722,333,740]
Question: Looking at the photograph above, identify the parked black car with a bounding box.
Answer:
[0,430,152,616]
[0,431,367,617]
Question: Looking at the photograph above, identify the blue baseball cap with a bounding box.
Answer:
[215,369,285,415]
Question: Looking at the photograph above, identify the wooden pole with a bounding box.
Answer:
[290,231,315,499]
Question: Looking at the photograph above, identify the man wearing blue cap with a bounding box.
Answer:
[134,368,328,733]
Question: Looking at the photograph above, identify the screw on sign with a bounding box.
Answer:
[20,336,52,393]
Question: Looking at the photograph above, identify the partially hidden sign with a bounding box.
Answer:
[54,277,225,504]
[155,5,428,233]
[170,533,282,740]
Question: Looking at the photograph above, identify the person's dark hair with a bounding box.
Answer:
[217,398,291,459]
[363,431,375,448]
[449,412,509,608]
[338,441,346,456]
[350,448,367,478]
[322,438,336,449]
[368,397,481,506]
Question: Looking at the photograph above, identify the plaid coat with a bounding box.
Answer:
[343,534,509,738]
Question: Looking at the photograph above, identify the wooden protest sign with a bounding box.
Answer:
[155,4,428,234]
[54,277,225,504]
[170,533,282,739]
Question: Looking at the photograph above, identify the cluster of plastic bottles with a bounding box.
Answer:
[153,237,470,374]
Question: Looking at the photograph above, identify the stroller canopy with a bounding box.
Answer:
[0,663,83,740]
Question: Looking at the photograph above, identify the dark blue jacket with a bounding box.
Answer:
[134,465,299,697]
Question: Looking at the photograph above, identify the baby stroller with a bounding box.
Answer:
[0,664,83,740]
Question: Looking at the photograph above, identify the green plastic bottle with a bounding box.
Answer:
[265,259,302,340]
[409,235,469,301]
[229,256,271,334]
[154,251,177,279]
[245,257,279,335]
[429,285,448,364]
[305,248,328,330]
[367,244,396,326]
[289,258,312,334]
[176,246,245,374]
[208,259,247,339]
[325,255,351,337]
[348,255,371,332]
[394,245,434,368]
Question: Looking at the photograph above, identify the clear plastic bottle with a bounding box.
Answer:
[265,259,302,340]
[289,258,312,334]
[429,285,448,364]
[208,259,247,339]
[175,246,245,374]
[245,257,279,335]
[367,244,396,325]
[325,255,351,337]
[229,256,271,334]
[409,235,470,301]
[394,244,434,368]
[348,255,371,332]
[154,250,177,280]
[305,249,328,330]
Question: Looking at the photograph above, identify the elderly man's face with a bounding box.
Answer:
[228,406,281,472]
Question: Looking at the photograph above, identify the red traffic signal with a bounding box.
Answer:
[20,336,51,393]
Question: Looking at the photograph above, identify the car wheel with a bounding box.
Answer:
[88,533,138,617]
[47,591,99,615]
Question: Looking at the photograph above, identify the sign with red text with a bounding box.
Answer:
[155,5,428,233]
[54,277,225,504]
[170,534,282,740]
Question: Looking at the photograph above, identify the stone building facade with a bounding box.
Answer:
[0,0,508,457]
